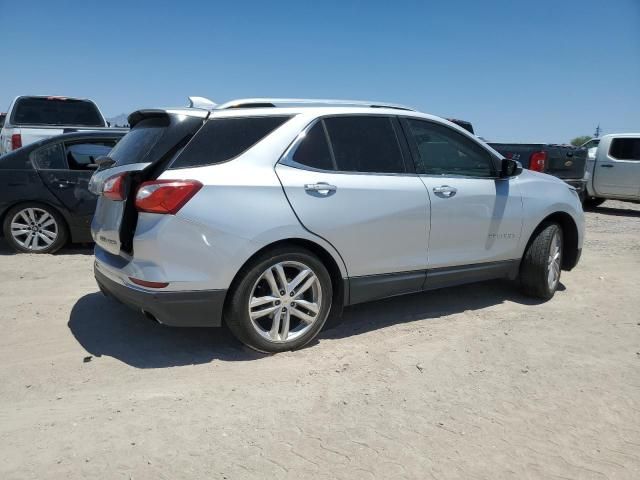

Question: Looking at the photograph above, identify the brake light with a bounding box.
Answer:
[529,151,547,172]
[135,180,202,214]
[11,134,22,150]
[103,172,127,201]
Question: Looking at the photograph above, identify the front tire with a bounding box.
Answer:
[225,246,333,353]
[2,203,68,254]
[519,222,563,300]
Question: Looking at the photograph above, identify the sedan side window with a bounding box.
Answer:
[64,141,116,171]
[406,119,495,177]
[31,143,66,170]
[323,116,407,174]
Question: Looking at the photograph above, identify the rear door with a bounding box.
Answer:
[402,118,523,269]
[593,137,640,198]
[276,115,431,299]
[36,139,117,219]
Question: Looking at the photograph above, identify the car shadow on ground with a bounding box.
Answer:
[591,205,640,218]
[0,239,94,256]
[69,279,551,369]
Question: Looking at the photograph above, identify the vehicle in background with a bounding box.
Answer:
[0,113,6,129]
[583,133,640,207]
[446,119,588,196]
[0,96,111,155]
[487,143,588,199]
[88,97,583,353]
[0,130,125,253]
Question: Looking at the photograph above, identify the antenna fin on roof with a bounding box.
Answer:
[188,96,217,109]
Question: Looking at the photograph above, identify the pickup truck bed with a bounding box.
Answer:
[489,143,587,194]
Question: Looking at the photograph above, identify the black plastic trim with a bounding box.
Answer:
[95,268,226,327]
[347,260,519,305]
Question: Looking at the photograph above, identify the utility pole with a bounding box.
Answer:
[594,124,601,138]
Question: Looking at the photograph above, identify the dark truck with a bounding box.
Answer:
[447,119,588,198]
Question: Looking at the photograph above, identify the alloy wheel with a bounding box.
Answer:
[547,232,561,290]
[10,207,59,252]
[248,261,323,343]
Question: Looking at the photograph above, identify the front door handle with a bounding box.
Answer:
[433,185,457,198]
[304,183,337,195]
[600,164,614,168]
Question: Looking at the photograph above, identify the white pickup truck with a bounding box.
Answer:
[584,133,640,207]
[0,96,110,155]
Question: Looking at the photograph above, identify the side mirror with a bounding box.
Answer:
[500,158,523,178]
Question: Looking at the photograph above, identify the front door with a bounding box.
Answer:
[401,118,523,269]
[593,136,640,199]
[276,115,431,300]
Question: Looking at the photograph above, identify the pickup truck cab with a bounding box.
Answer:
[0,96,109,155]
[584,133,640,206]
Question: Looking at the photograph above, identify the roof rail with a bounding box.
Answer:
[214,98,415,111]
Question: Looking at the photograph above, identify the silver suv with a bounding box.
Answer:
[89,98,584,353]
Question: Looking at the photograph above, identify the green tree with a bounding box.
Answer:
[570,135,592,146]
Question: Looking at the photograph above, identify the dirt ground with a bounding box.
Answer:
[0,200,638,480]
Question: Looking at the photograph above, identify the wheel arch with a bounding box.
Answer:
[225,237,348,314]
[526,212,580,271]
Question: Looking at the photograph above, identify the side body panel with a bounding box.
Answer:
[419,176,523,268]
[592,135,640,199]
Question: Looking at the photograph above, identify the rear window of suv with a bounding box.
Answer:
[11,97,104,127]
[170,116,291,169]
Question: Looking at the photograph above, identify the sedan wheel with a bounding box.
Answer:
[3,204,68,254]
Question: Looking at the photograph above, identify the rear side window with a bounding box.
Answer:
[109,118,166,166]
[406,119,495,177]
[64,141,117,171]
[609,138,640,161]
[323,116,406,174]
[170,116,291,169]
[31,143,66,170]
[292,122,335,170]
[11,97,104,127]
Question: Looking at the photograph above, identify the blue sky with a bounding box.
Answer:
[1,0,638,143]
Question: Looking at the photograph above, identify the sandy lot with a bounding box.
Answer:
[0,200,638,479]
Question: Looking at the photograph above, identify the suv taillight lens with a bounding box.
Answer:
[11,134,22,150]
[135,180,202,214]
[529,151,547,172]
[103,172,127,201]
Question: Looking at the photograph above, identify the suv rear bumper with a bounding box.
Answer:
[95,267,226,327]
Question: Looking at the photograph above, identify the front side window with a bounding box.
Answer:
[406,119,495,177]
[171,116,291,169]
[323,116,406,174]
[609,138,640,161]
[31,143,66,170]
[64,141,117,170]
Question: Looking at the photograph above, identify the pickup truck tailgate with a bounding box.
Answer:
[489,143,587,180]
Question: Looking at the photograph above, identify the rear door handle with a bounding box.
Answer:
[304,183,337,194]
[433,185,457,198]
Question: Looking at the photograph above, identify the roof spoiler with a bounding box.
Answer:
[188,96,217,110]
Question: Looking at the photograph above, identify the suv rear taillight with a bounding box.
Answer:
[135,180,202,214]
[11,134,22,150]
[529,151,547,172]
[103,172,127,201]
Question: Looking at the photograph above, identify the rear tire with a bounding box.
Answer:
[519,222,563,300]
[2,203,68,254]
[583,197,605,209]
[224,246,333,353]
